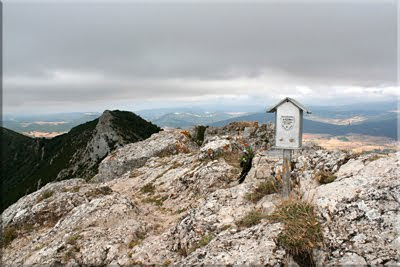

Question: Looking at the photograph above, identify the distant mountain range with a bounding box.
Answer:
[3,101,399,140]
[1,110,160,212]
[210,112,398,139]
[3,112,101,136]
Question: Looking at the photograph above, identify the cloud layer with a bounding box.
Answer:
[3,1,398,113]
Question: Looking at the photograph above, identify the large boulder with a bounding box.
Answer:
[92,129,198,182]
[313,152,400,265]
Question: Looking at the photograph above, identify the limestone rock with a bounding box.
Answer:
[92,129,198,182]
[2,124,399,266]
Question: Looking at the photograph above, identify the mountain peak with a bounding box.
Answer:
[1,110,161,212]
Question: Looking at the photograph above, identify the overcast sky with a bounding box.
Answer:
[3,0,398,114]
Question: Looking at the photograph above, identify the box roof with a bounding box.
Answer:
[267,97,311,114]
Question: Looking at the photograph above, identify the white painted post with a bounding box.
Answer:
[282,149,292,198]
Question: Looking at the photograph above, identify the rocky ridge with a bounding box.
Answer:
[2,122,399,266]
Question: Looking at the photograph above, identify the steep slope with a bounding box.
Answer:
[1,110,160,212]
[2,122,398,266]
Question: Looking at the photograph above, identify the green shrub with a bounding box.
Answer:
[269,200,323,260]
[238,145,254,183]
[36,190,54,203]
[315,170,336,184]
[236,210,267,228]
[140,183,155,194]
[245,179,280,203]
[188,233,214,254]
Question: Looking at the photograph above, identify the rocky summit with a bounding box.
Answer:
[2,122,399,266]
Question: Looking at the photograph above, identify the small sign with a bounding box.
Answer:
[267,97,311,149]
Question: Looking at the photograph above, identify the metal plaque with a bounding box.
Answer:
[280,116,295,131]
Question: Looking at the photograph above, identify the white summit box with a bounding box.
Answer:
[267,97,311,149]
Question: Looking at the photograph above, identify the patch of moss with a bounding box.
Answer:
[235,210,267,228]
[1,226,18,248]
[142,195,168,206]
[140,182,155,194]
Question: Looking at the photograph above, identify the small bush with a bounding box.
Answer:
[269,200,323,258]
[84,186,113,199]
[66,233,81,246]
[245,179,280,203]
[128,239,141,249]
[1,226,18,248]
[238,144,255,183]
[180,130,191,138]
[315,170,336,184]
[196,234,214,248]
[367,154,382,162]
[140,183,155,194]
[220,224,231,231]
[128,231,146,249]
[188,233,214,254]
[163,259,172,266]
[142,195,168,206]
[37,190,54,202]
[236,210,267,228]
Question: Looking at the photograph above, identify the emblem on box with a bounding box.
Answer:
[280,115,295,131]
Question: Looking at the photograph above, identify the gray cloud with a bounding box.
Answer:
[3,1,398,113]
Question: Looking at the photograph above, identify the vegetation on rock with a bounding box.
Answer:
[238,144,254,183]
[315,170,336,184]
[245,178,281,203]
[236,210,267,228]
[269,199,323,266]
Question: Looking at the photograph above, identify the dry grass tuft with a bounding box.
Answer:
[269,199,323,257]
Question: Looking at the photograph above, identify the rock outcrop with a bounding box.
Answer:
[2,122,399,266]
